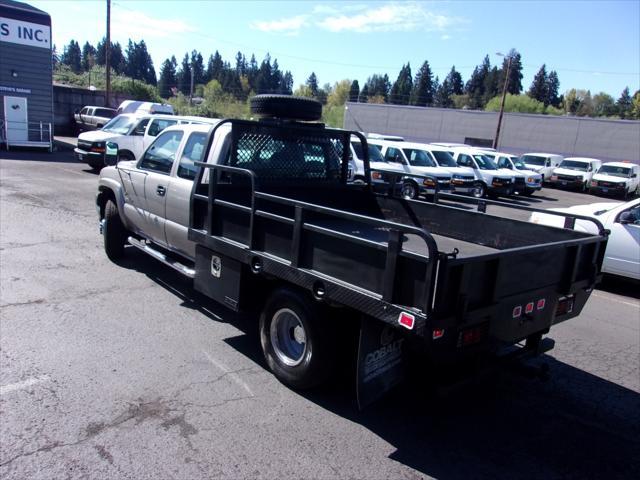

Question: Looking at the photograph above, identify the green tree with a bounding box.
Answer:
[485,94,545,114]
[158,56,178,98]
[177,53,191,95]
[630,90,640,119]
[349,80,360,102]
[545,70,560,107]
[96,38,125,73]
[365,74,391,102]
[616,87,633,119]
[81,41,96,71]
[390,63,412,105]
[206,51,224,83]
[465,56,491,109]
[446,66,464,95]
[592,92,616,117]
[503,50,523,94]
[528,64,548,104]
[411,61,434,106]
[327,79,351,107]
[61,40,82,73]
[306,72,319,97]
[434,77,453,108]
[576,91,594,117]
[359,84,369,103]
[190,50,205,86]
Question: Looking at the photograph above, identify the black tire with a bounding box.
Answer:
[103,199,127,261]
[472,182,486,198]
[523,190,534,197]
[259,288,335,389]
[352,176,367,185]
[250,94,322,121]
[401,181,419,199]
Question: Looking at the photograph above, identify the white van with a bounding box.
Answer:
[348,136,405,186]
[589,161,640,199]
[370,140,453,198]
[520,153,564,182]
[75,113,217,169]
[549,157,603,191]
[448,147,516,198]
[116,100,175,115]
[482,152,543,196]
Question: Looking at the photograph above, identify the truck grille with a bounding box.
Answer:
[557,174,579,182]
[77,140,93,151]
[515,177,526,185]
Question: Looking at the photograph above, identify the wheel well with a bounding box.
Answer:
[97,187,116,219]
[119,150,135,160]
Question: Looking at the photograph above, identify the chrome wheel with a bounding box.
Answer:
[402,182,418,199]
[270,308,307,367]
[472,183,485,198]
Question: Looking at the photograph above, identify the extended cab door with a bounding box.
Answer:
[165,131,211,258]
[134,129,185,245]
[604,202,640,279]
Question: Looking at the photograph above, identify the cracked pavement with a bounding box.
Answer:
[0,151,639,479]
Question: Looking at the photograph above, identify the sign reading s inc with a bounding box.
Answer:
[0,17,51,49]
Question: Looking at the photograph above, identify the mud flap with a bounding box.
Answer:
[356,318,407,410]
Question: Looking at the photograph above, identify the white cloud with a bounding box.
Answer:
[250,15,309,36]
[316,2,466,33]
[441,34,451,40]
[111,9,195,40]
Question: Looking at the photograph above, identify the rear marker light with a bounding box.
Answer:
[398,312,415,330]
[512,306,522,318]
[525,302,534,314]
[537,299,546,310]
[432,328,445,340]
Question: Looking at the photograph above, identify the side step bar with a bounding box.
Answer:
[127,237,195,279]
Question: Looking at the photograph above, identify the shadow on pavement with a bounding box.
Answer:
[114,247,640,480]
[0,148,78,164]
[597,274,640,299]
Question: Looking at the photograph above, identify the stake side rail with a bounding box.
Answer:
[189,161,442,335]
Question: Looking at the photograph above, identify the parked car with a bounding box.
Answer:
[530,198,640,280]
[589,161,640,199]
[483,152,543,196]
[549,157,602,191]
[446,147,516,198]
[369,140,453,198]
[74,106,117,132]
[520,153,564,182]
[75,113,217,169]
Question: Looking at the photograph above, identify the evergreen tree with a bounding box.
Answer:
[234,51,246,76]
[256,54,273,93]
[158,56,178,98]
[503,50,523,94]
[177,53,191,95]
[81,41,96,71]
[359,84,369,103]
[306,72,319,97]
[528,64,548,104]
[434,77,454,108]
[61,40,82,73]
[206,51,224,83]
[410,61,434,106]
[545,70,560,107]
[247,54,259,91]
[190,50,204,86]
[390,63,412,105]
[482,66,500,105]
[616,87,633,118]
[349,80,360,102]
[271,59,283,93]
[364,74,390,102]
[446,66,464,95]
[464,55,491,109]
[281,71,294,95]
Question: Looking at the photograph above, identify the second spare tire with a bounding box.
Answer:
[250,94,322,121]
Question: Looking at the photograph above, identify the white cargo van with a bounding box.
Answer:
[589,161,640,199]
[370,140,453,198]
[75,113,217,169]
[482,152,543,196]
[520,153,564,182]
[549,157,602,191]
[448,147,516,198]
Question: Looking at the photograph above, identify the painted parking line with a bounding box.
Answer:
[592,291,640,309]
[0,376,50,395]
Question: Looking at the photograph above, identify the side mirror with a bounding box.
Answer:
[619,211,637,225]
[104,142,119,167]
[632,173,637,178]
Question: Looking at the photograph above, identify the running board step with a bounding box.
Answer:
[127,237,195,278]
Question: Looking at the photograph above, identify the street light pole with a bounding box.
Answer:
[105,0,111,107]
[493,53,512,149]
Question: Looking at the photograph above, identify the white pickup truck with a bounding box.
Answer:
[589,162,640,199]
[75,113,217,170]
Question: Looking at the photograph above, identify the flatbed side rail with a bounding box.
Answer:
[433,191,607,236]
[191,161,441,317]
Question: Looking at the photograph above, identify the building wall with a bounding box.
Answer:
[0,2,53,142]
[344,103,640,164]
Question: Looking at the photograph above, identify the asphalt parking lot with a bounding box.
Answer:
[1,149,639,480]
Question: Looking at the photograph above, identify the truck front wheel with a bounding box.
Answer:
[103,199,128,261]
[259,288,334,389]
[401,181,419,199]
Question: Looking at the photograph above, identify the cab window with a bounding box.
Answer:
[384,147,404,164]
[457,154,474,168]
[139,130,184,174]
[177,132,207,180]
[131,118,150,136]
[147,118,178,137]
[497,157,511,169]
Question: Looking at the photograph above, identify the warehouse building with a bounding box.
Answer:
[0,0,53,149]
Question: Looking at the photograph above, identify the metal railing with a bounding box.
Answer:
[2,120,53,151]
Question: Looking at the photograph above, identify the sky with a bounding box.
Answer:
[28,0,640,98]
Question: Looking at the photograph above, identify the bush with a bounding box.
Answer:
[485,94,546,114]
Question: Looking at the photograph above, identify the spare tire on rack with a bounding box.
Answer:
[250,94,322,121]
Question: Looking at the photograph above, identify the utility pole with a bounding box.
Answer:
[493,52,512,150]
[189,58,194,105]
[105,0,111,107]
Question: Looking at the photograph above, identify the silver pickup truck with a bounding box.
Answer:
[74,106,117,132]
[95,95,606,406]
